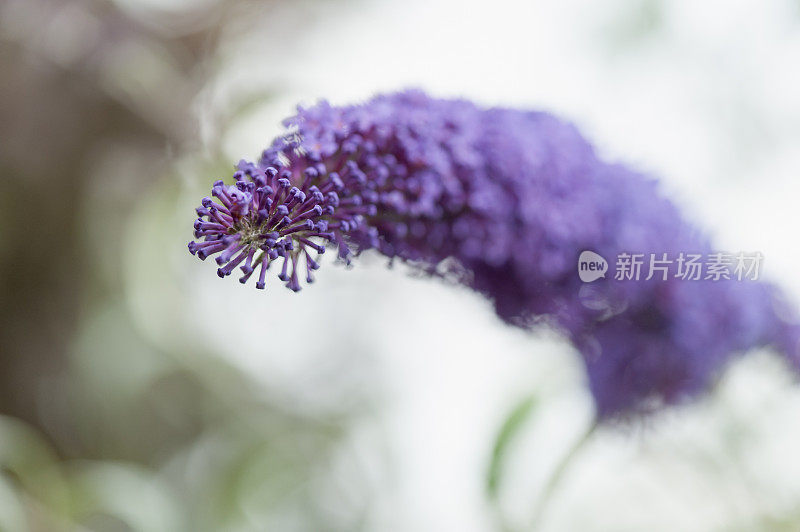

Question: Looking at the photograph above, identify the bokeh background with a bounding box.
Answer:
[2,0,800,530]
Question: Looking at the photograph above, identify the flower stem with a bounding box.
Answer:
[529,420,598,530]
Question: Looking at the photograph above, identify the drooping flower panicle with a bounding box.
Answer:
[189,90,800,417]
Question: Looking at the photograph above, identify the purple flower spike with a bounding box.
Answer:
[189,90,800,417]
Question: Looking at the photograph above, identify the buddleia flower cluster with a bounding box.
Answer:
[189,90,800,418]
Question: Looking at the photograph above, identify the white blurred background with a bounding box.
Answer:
[2,0,800,530]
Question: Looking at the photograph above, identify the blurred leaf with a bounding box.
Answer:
[0,476,27,532]
[70,462,183,532]
[486,395,537,499]
[222,88,281,131]
[0,416,71,518]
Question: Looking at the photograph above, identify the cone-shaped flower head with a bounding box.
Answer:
[189,90,800,417]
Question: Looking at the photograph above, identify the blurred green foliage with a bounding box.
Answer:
[3,0,800,530]
[0,0,376,530]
